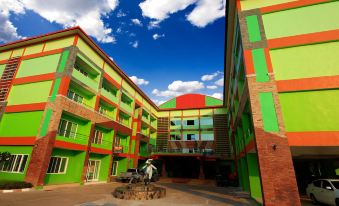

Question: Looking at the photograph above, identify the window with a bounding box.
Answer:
[186,120,195,126]
[200,118,213,126]
[92,130,103,144]
[322,180,333,190]
[98,106,107,115]
[0,154,28,173]
[170,120,181,126]
[58,119,78,139]
[185,134,196,141]
[201,133,214,141]
[67,90,84,104]
[47,157,68,174]
[74,63,88,76]
[170,134,181,141]
[111,161,118,176]
[331,180,339,189]
[114,136,121,146]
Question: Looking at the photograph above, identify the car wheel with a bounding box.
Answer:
[310,194,318,205]
[335,198,339,206]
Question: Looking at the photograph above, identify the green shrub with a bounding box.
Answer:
[0,181,33,190]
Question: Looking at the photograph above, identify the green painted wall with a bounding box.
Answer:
[252,49,269,82]
[159,98,176,109]
[271,41,339,80]
[91,127,114,150]
[247,154,262,199]
[0,64,5,77]
[44,149,86,185]
[0,111,43,137]
[259,92,279,132]
[246,15,261,42]
[0,146,33,182]
[205,96,223,106]
[279,90,339,132]
[88,153,110,182]
[16,54,61,78]
[263,1,339,39]
[114,157,128,176]
[7,81,53,105]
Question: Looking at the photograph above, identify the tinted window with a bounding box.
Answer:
[313,180,321,187]
[187,120,195,125]
[331,181,339,189]
[322,181,332,189]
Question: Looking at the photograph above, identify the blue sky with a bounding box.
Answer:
[0,0,225,105]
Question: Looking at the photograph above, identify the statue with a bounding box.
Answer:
[142,159,157,185]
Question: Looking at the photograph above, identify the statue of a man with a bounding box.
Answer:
[142,159,157,185]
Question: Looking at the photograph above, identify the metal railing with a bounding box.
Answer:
[91,138,113,147]
[152,148,215,155]
[57,129,89,141]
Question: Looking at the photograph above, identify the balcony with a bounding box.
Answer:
[120,101,133,114]
[142,115,150,124]
[150,120,157,129]
[56,129,89,146]
[72,68,99,92]
[91,138,113,150]
[101,88,119,105]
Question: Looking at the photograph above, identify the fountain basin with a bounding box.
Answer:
[113,184,166,200]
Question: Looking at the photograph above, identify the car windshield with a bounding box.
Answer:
[331,180,339,189]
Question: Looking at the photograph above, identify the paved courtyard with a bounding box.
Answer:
[0,182,257,206]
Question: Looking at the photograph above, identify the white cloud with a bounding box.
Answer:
[152,33,165,40]
[129,76,149,86]
[129,32,136,37]
[215,77,224,86]
[0,0,118,44]
[152,80,204,97]
[0,0,25,42]
[116,27,122,33]
[131,18,143,26]
[130,40,139,48]
[116,9,126,18]
[211,92,223,99]
[201,71,221,81]
[139,0,225,28]
[152,99,166,106]
[187,0,226,28]
[207,85,217,90]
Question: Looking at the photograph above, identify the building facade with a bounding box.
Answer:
[0,28,232,187]
[225,0,339,205]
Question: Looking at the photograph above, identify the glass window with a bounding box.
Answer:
[201,133,214,141]
[322,180,333,190]
[184,134,196,141]
[92,130,103,144]
[67,90,84,104]
[331,180,339,189]
[111,161,118,176]
[170,120,181,126]
[187,120,195,125]
[47,156,68,174]
[58,119,78,139]
[170,134,181,141]
[200,118,213,126]
[0,154,28,173]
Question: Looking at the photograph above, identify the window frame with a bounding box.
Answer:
[46,156,68,174]
[111,161,118,176]
[0,154,29,173]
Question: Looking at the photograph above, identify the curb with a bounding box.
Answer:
[0,188,31,193]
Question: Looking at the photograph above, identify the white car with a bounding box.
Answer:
[306,179,339,206]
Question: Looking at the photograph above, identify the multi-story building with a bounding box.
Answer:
[0,28,232,187]
[225,0,339,205]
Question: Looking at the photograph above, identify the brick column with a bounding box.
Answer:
[238,9,300,206]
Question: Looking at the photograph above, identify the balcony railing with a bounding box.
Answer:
[57,129,89,142]
[66,95,94,110]
[101,88,118,104]
[120,101,133,114]
[72,68,99,91]
[152,148,215,155]
[91,138,113,148]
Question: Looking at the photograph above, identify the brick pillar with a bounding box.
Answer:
[238,9,300,206]
[80,123,96,183]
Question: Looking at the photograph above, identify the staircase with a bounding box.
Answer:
[156,117,169,152]
[214,114,232,158]
[0,57,20,101]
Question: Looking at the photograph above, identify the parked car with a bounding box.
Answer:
[116,168,144,183]
[306,179,339,206]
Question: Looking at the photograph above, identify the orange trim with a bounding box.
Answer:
[73,35,79,46]
[5,103,46,112]
[0,59,8,64]
[135,99,142,107]
[260,0,330,14]
[0,137,36,145]
[277,75,339,92]
[243,50,255,74]
[54,140,87,151]
[103,73,121,89]
[58,76,71,95]
[264,48,273,73]
[90,147,112,155]
[236,0,242,11]
[268,29,339,49]
[13,73,55,85]
[21,48,63,60]
[287,131,339,146]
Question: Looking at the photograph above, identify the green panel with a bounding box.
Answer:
[246,15,261,42]
[263,1,339,39]
[44,149,86,185]
[0,64,5,77]
[271,41,339,80]
[159,98,176,109]
[0,111,44,136]
[205,96,223,106]
[279,90,339,131]
[91,129,114,150]
[57,50,70,72]
[7,81,53,105]
[240,0,295,11]
[16,54,61,78]
[252,49,269,82]
[0,146,33,182]
[40,109,53,137]
[115,157,128,176]
[88,153,110,181]
[50,78,61,102]
[259,92,279,132]
[247,154,262,199]
[131,140,135,154]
